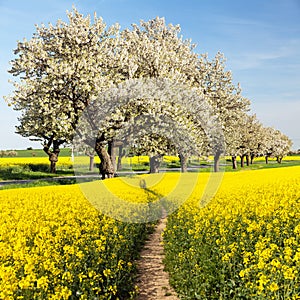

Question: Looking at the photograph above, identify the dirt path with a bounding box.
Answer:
[135,216,179,300]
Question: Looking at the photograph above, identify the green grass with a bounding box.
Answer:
[0,164,74,181]
[0,178,77,190]
[13,148,72,157]
[225,157,300,172]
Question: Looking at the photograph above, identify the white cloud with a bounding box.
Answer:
[228,39,300,70]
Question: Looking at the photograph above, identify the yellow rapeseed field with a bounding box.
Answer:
[0,157,73,167]
[1,157,300,299]
[0,155,181,167]
[162,166,300,299]
[0,183,151,299]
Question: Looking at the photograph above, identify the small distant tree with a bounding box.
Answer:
[0,150,18,157]
[239,114,262,167]
[7,150,18,157]
[260,127,292,164]
[225,112,248,169]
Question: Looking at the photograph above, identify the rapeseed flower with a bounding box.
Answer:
[163,166,300,299]
[0,183,150,298]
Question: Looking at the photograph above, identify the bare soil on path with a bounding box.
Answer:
[135,216,179,300]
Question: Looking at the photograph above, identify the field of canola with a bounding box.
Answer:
[0,155,181,168]
[0,157,74,168]
[1,160,300,299]
[162,166,300,299]
[0,182,154,299]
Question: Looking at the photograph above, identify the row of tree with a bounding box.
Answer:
[0,150,18,157]
[5,8,292,177]
[227,114,292,169]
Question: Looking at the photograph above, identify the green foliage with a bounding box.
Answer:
[15,148,71,157]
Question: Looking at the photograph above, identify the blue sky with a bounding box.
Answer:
[0,0,299,150]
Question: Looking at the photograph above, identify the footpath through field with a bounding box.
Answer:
[135,214,179,300]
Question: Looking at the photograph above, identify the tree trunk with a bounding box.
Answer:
[117,156,122,171]
[277,156,283,163]
[246,154,250,166]
[117,145,126,171]
[265,156,269,164]
[89,155,94,171]
[49,159,57,173]
[232,156,237,169]
[50,153,59,173]
[95,138,115,180]
[43,139,61,174]
[214,151,221,172]
[250,154,255,164]
[240,154,245,168]
[179,153,188,173]
[108,141,117,172]
[150,155,161,173]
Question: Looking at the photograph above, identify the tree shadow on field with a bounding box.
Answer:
[0,164,74,180]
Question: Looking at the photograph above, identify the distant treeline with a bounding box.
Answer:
[0,148,71,158]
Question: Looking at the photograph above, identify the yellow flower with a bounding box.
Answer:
[284,246,293,261]
[268,282,279,292]
[258,274,269,286]
[283,266,297,280]
[270,259,281,269]
[37,276,48,289]
[62,271,73,283]
[293,251,300,262]
[257,259,265,270]
[239,269,246,278]
[103,269,112,277]
[76,250,84,259]
[88,270,96,278]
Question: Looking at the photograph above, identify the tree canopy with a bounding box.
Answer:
[5,7,292,175]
